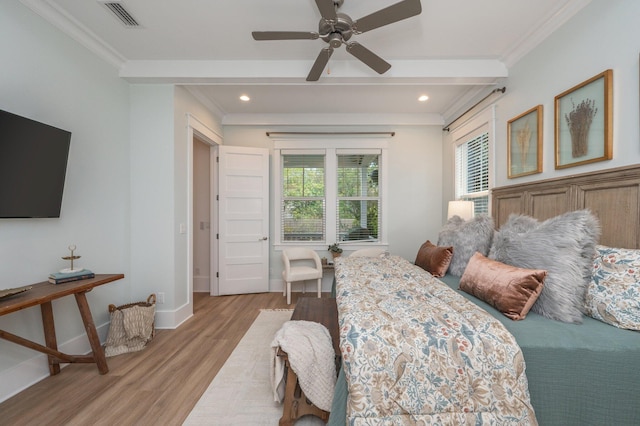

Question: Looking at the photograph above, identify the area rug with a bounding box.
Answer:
[183,309,326,426]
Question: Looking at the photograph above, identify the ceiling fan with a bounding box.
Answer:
[251,0,422,81]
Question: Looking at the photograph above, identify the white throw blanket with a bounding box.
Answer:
[270,320,336,412]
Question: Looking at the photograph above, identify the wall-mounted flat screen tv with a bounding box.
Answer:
[0,110,71,218]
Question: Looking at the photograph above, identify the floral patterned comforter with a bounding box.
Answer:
[335,255,537,425]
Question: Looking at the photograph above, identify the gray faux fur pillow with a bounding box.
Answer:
[437,214,494,276]
[489,210,601,323]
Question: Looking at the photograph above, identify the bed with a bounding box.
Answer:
[328,165,640,425]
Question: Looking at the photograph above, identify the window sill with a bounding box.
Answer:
[274,243,388,253]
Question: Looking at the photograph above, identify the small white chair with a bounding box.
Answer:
[282,248,323,305]
[349,248,386,258]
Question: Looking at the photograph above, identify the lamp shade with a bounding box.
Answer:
[447,200,475,221]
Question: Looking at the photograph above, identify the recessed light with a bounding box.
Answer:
[418,95,429,102]
[239,95,250,102]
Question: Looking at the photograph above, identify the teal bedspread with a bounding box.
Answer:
[329,273,640,426]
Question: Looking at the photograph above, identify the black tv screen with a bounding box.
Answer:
[0,110,71,218]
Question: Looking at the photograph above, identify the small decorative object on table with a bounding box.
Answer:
[49,244,94,284]
[61,244,82,273]
[328,243,343,259]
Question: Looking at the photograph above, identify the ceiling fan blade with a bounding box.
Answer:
[252,31,319,41]
[346,42,391,74]
[353,0,422,33]
[307,47,334,81]
[315,0,337,21]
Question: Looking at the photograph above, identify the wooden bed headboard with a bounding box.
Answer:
[491,164,640,249]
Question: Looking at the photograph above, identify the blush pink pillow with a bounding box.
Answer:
[415,240,453,277]
[459,252,546,320]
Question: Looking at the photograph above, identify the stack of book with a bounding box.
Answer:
[48,269,95,284]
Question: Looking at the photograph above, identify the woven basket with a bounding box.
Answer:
[104,294,156,357]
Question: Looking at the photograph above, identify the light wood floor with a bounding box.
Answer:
[0,291,325,425]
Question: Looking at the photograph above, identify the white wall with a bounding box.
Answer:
[129,85,176,320]
[128,86,222,327]
[443,0,640,202]
[0,1,130,400]
[222,124,444,290]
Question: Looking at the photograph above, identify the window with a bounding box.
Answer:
[337,153,380,242]
[451,107,495,216]
[275,141,387,248]
[281,154,325,242]
[455,130,490,215]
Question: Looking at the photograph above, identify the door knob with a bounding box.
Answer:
[259,237,268,241]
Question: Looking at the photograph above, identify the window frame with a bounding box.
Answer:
[274,139,389,252]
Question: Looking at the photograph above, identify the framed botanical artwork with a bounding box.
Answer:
[508,105,543,178]
[555,69,613,169]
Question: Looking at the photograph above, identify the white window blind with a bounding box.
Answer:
[336,153,380,242]
[455,132,489,214]
[275,140,388,248]
[281,154,325,241]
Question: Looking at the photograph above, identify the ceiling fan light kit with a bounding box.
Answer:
[251,0,422,81]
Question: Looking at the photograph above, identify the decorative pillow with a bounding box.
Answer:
[460,252,546,320]
[414,240,453,277]
[585,245,640,330]
[437,214,494,277]
[489,210,600,323]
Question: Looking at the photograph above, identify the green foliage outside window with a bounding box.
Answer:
[337,155,379,241]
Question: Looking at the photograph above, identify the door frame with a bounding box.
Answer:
[187,114,222,309]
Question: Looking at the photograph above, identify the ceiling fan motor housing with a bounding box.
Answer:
[319,12,353,46]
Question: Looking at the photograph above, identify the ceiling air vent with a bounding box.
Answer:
[101,1,140,27]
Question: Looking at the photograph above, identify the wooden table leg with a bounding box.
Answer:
[74,292,109,374]
[40,301,61,376]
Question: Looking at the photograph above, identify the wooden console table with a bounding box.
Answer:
[0,274,124,375]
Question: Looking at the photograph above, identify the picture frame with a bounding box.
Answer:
[507,105,543,178]
[555,69,613,169]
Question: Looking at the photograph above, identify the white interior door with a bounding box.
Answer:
[218,145,269,295]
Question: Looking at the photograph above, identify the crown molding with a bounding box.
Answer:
[183,87,225,122]
[501,0,592,68]
[19,0,125,69]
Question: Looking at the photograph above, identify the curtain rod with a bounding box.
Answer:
[443,87,506,132]
[266,131,395,137]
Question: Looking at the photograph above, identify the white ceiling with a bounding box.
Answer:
[22,0,591,123]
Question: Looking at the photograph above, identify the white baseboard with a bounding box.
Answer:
[154,302,193,329]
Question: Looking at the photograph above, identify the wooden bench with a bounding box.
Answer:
[278,297,340,426]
